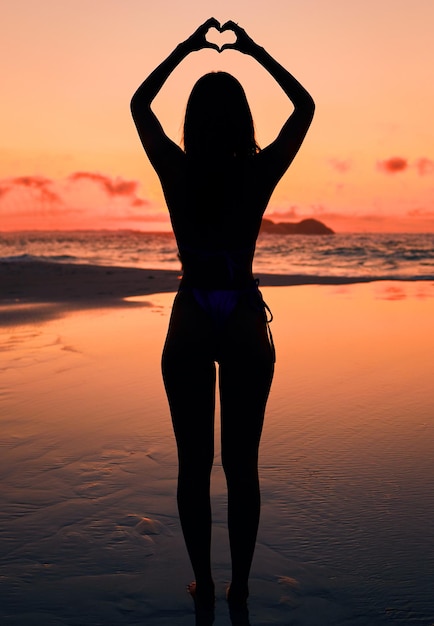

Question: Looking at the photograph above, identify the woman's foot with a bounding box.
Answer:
[187,580,215,612]
[226,582,249,609]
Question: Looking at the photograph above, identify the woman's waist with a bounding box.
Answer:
[178,243,255,285]
[179,268,255,291]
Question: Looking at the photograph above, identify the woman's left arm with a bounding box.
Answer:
[220,22,315,185]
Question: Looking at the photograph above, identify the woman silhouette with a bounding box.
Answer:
[131,18,314,611]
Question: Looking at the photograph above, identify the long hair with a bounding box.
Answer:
[183,72,260,160]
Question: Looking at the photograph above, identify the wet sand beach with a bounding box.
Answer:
[1,262,434,625]
[2,259,427,305]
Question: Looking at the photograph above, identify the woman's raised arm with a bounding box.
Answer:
[130,18,220,170]
[221,21,315,183]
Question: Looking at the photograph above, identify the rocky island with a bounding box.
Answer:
[260,217,334,235]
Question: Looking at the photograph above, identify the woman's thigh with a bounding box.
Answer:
[218,302,275,467]
[162,291,217,460]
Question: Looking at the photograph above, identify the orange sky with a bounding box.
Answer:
[1,0,433,232]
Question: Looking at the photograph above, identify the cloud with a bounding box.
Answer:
[377,156,434,176]
[3,175,62,204]
[377,156,408,174]
[0,171,158,228]
[309,204,329,216]
[328,158,351,173]
[0,172,151,210]
[68,171,145,201]
[131,197,149,207]
[415,157,434,176]
[407,208,434,218]
[267,206,299,220]
[0,185,11,199]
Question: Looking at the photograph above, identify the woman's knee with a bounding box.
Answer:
[178,450,214,485]
[221,448,259,485]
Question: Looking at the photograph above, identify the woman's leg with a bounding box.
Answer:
[219,304,274,605]
[162,292,216,606]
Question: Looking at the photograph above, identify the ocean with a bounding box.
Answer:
[1,230,434,281]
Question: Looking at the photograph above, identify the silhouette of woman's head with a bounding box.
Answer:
[183,72,260,159]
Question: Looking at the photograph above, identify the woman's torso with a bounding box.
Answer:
[159,154,273,290]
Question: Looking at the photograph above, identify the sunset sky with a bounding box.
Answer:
[1,0,433,232]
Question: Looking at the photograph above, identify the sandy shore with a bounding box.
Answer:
[1,259,422,304]
[1,265,434,625]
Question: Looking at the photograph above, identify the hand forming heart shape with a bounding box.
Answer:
[205,25,237,51]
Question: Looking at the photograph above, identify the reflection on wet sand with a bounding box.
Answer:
[1,282,434,624]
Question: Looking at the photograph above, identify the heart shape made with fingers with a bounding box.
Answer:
[206,27,237,50]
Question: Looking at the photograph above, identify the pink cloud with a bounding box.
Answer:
[377,156,408,174]
[328,158,351,173]
[267,206,299,220]
[0,185,11,199]
[67,171,150,209]
[407,208,434,217]
[0,172,151,210]
[0,172,159,229]
[5,175,62,204]
[131,197,149,207]
[309,204,328,215]
[415,157,434,176]
[68,171,142,199]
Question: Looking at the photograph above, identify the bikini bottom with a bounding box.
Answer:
[181,280,275,362]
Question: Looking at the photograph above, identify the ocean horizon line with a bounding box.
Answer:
[2,227,434,235]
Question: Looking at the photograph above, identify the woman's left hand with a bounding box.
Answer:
[219,21,259,55]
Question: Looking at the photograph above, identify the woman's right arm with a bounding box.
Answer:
[221,22,315,185]
[130,18,219,172]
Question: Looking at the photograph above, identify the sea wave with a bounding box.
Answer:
[1,253,79,263]
[1,230,434,280]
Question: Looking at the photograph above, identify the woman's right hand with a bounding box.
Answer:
[219,21,259,55]
[184,18,221,53]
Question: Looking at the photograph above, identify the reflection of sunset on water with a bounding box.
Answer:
[3,281,434,481]
[3,282,434,442]
[268,282,434,441]
[2,282,434,622]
